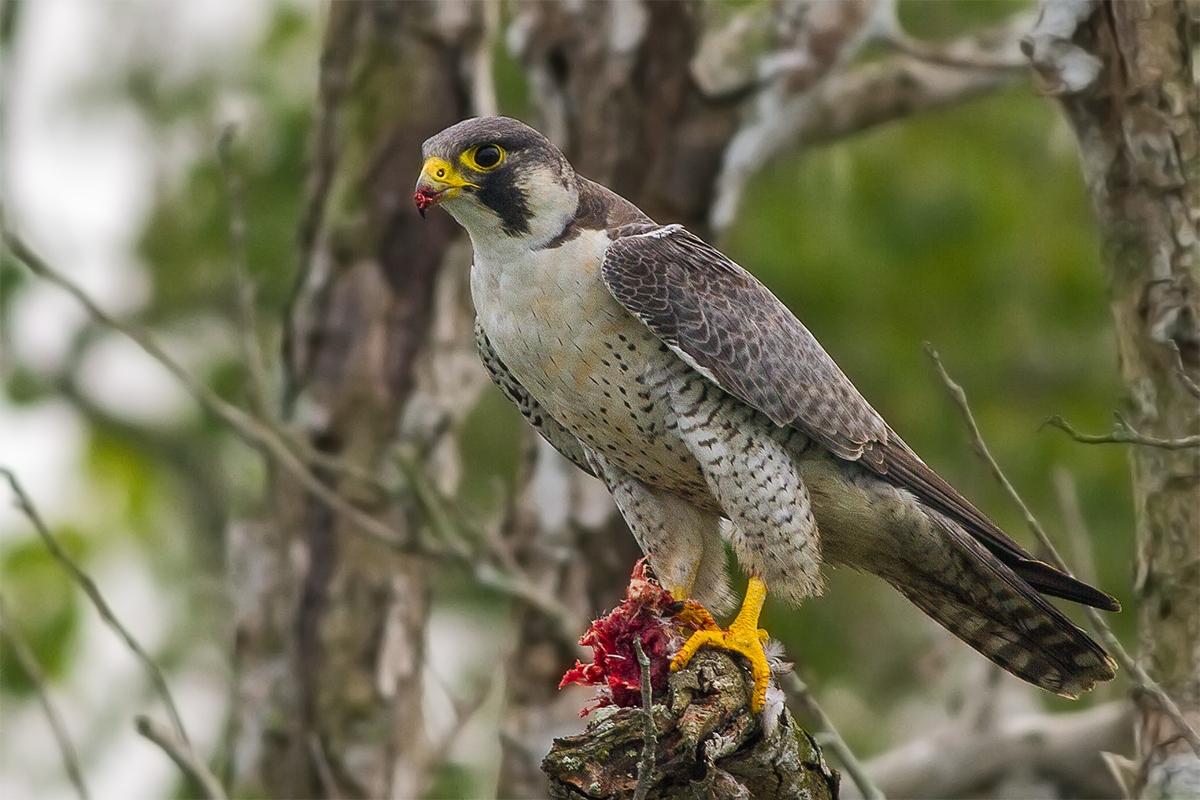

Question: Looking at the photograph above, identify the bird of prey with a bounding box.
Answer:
[414,116,1118,712]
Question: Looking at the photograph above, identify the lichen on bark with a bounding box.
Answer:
[543,650,838,800]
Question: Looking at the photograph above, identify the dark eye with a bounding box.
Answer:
[473,144,503,170]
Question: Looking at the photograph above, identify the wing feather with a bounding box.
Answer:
[600,224,1119,613]
[601,223,887,462]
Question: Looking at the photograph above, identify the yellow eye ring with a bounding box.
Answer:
[464,143,504,171]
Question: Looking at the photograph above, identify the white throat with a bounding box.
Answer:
[443,167,580,261]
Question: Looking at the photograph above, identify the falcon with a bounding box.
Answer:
[414,116,1118,712]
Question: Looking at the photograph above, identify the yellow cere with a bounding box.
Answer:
[420,157,476,189]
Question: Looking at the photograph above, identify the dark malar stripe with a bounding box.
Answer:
[477,164,532,236]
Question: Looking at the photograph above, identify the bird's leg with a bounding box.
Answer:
[670,577,771,712]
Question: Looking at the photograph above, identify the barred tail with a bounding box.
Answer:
[887,512,1117,698]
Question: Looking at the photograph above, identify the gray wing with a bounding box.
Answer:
[601,223,888,463]
[475,320,596,477]
[600,224,1119,612]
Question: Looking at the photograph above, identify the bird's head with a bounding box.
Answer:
[415,116,578,246]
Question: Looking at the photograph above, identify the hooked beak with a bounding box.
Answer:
[414,157,477,218]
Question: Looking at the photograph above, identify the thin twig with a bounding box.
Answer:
[395,452,585,643]
[0,595,91,800]
[1167,342,1200,400]
[215,126,273,419]
[884,30,1027,71]
[3,227,407,552]
[923,346,1062,559]
[1043,414,1200,450]
[1050,467,1098,587]
[285,1,359,409]
[135,715,228,800]
[424,671,501,777]
[925,344,1200,755]
[471,0,500,117]
[784,672,885,800]
[632,637,656,800]
[307,733,342,800]
[0,468,192,747]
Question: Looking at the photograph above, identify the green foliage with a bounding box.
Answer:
[458,385,526,514]
[897,0,1020,37]
[427,761,481,800]
[0,249,28,335]
[133,59,312,329]
[0,531,89,695]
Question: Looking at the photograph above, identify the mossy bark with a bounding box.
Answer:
[543,651,838,800]
[232,3,478,797]
[1027,1,1200,795]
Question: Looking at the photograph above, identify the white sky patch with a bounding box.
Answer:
[75,331,198,427]
[0,399,87,537]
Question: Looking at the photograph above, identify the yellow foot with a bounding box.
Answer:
[670,577,771,713]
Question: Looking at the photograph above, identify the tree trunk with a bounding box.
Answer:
[1024,0,1200,796]
[231,3,479,797]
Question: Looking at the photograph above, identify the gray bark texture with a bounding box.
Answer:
[231,3,478,797]
[1025,0,1200,797]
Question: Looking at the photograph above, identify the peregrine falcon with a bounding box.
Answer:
[414,116,1118,711]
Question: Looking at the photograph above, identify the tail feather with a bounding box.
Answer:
[888,513,1117,698]
[1010,558,1121,612]
[876,443,1121,613]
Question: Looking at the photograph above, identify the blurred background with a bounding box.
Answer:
[0,1,1134,798]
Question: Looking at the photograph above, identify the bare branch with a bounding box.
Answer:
[395,451,586,644]
[873,0,1028,71]
[544,649,837,798]
[2,226,410,552]
[215,126,273,420]
[0,594,91,800]
[1168,341,1200,399]
[307,734,343,799]
[0,468,192,748]
[925,344,1200,755]
[857,701,1131,798]
[286,2,360,407]
[712,11,1032,231]
[135,715,227,800]
[885,31,1027,71]
[924,346,1065,565]
[1043,413,1200,450]
[784,672,884,800]
[1050,467,1099,586]
[632,638,655,800]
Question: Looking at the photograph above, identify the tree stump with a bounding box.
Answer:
[543,649,838,800]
